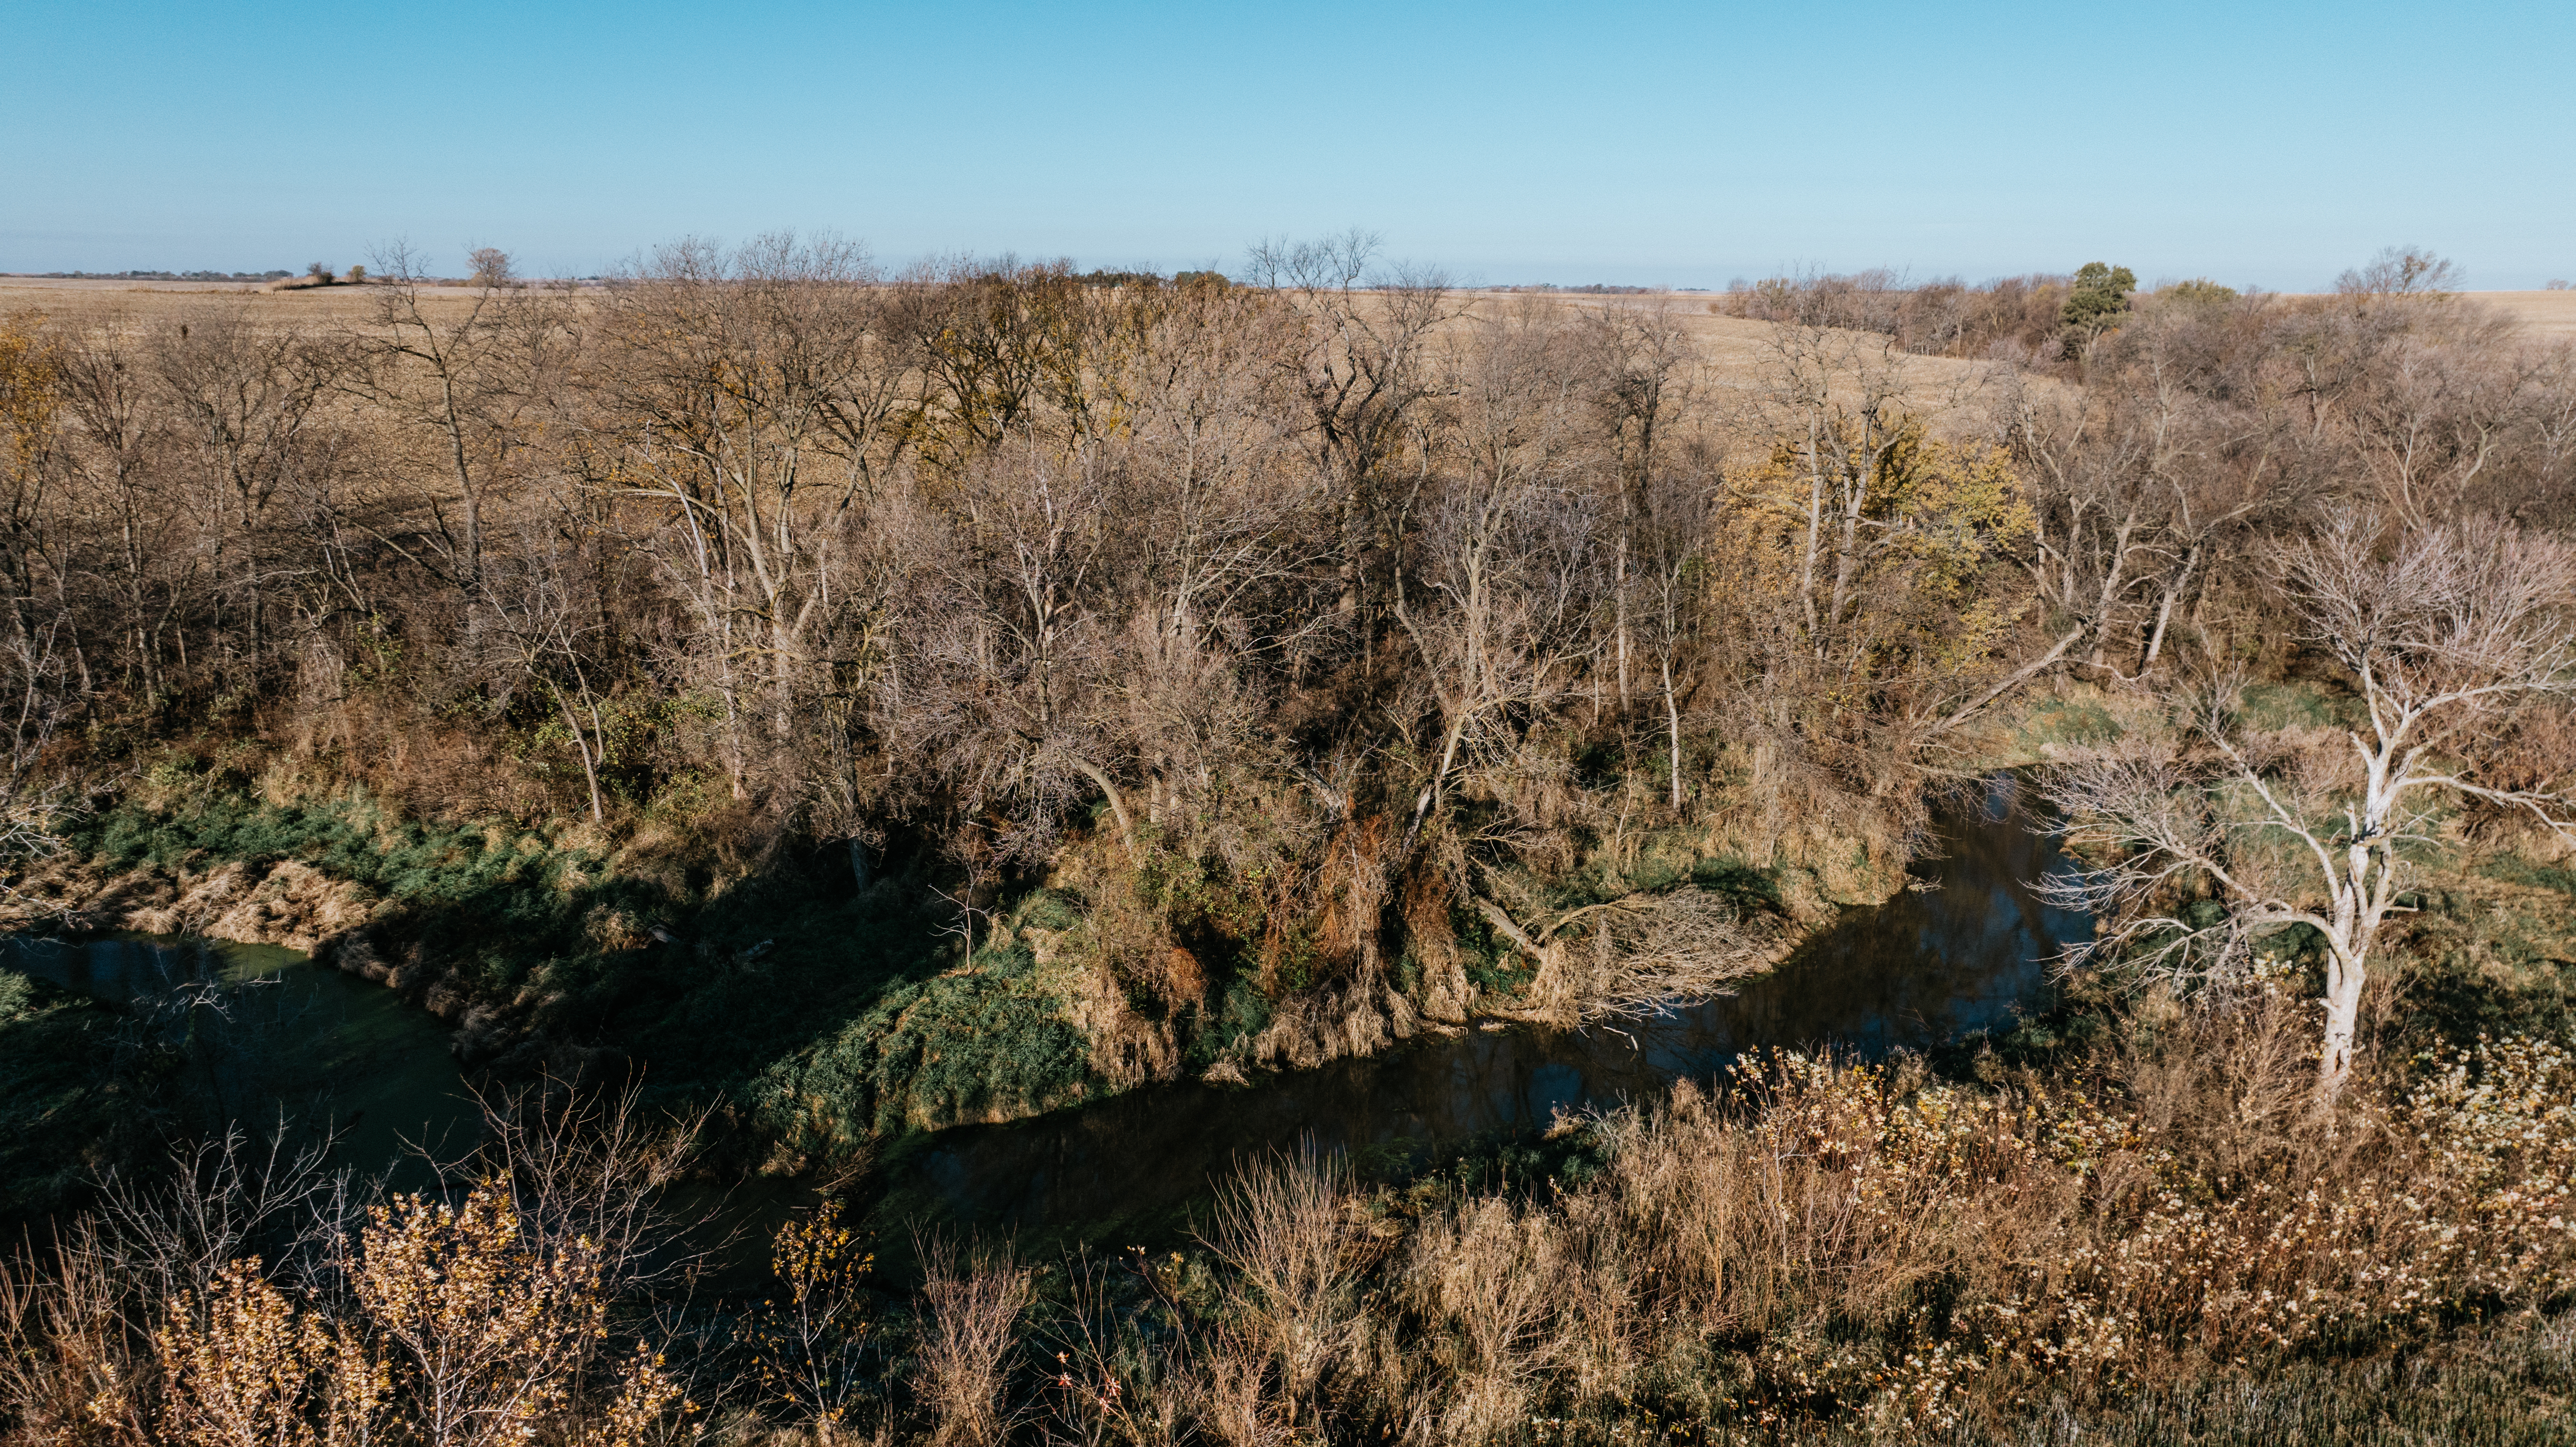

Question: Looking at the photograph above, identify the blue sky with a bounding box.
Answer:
[6,1,2570,289]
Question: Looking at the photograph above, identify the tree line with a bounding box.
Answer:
[2,238,2574,1066]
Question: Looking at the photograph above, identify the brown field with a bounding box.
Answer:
[0,277,2556,415]
[0,274,529,328]
[2480,288,2576,338]
[0,276,1983,400]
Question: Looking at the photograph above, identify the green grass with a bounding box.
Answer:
[61,793,1093,1171]
[2236,679,2360,732]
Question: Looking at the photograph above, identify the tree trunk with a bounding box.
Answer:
[2139,541,2200,672]
[2317,948,2367,1102]
[1061,753,1137,858]
[551,684,604,823]
[1662,657,1683,810]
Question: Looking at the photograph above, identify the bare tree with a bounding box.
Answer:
[1392,302,1605,854]
[149,306,336,681]
[910,1239,1030,1447]
[1245,230,1457,656]
[0,317,74,801]
[1581,300,1695,715]
[2040,512,2576,1097]
[480,518,616,821]
[351,241,570,595]
[1633,445,1715,808]
[1200,1147,1375,1438]
[590,233,907,799]
[905,433,1128,858]
[53,328,187,709]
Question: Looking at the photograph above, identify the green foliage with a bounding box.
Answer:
[2397,857,2576,1045]
[2061,260,2139,341]
[1017,888,1084,933]
[2162,277,2240,306]
[1453,900,1534,994]
[753,969,1089,1153]
[73,792,633,1002]
[1215,976,1272,1043]
[2020,695,2121,747]
[1360,1118,1620,1213]
[2234,680,2355,731]
[55,791,1081,1170]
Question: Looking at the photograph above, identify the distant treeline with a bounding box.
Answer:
[18,270,294,281]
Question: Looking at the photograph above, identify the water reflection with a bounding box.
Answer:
[5,934,477,1176]
[863,777,2086,1246]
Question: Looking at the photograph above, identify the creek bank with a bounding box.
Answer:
[844,777,2083,1254]
[0,848,577,1072]
[0,790,1906,1178]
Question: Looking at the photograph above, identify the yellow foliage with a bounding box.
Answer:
[352,1184,607,1447]
[742,1200,877,1426]
[1705,414,2034,757]
[155,1257,387,1447]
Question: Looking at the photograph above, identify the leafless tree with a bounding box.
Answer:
[1200,1147,1375,1438]
[351,241,571,595]
[1632,445,1716,808]
[590,233,906,798]
[53,329,186,708]
[148,307,335,681]
[1580,300,1695,715]
[910,1238,1030,1447]
[1393,303,1605,854]
[479,518,616,821]
[1245,230,1457,655]
[905,433,1128,859]
[2040,512,2576,1097]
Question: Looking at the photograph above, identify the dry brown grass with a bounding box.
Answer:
[910,1243,1032,1447]
[0,276,509,330]
[2479,288,2576,340]
[1139,1002,2566,1442]
[8,998,2571,1445]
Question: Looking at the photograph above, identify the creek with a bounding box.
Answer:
[856,774,2088,1252]
[4,776,2082,1255]
[4,933,480,1182]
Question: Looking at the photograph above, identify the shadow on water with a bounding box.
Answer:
[857,775,2089,1257]
[4,933,479,1182]
[5,778,2082,1275]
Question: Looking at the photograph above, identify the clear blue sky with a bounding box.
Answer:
[6,0,2571,290]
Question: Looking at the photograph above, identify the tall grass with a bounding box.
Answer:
[19,988,2565,1445]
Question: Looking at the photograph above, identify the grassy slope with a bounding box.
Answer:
[39,777,1827,1191]
[60,795,1095,1170]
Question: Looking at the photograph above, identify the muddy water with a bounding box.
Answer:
[5,934,478,1177]
[859,776,2086,1250]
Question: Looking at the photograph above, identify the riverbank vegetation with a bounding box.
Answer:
[4,989,2572,1444]
[5,239,2576,1436]
[2,241,2568,1162]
